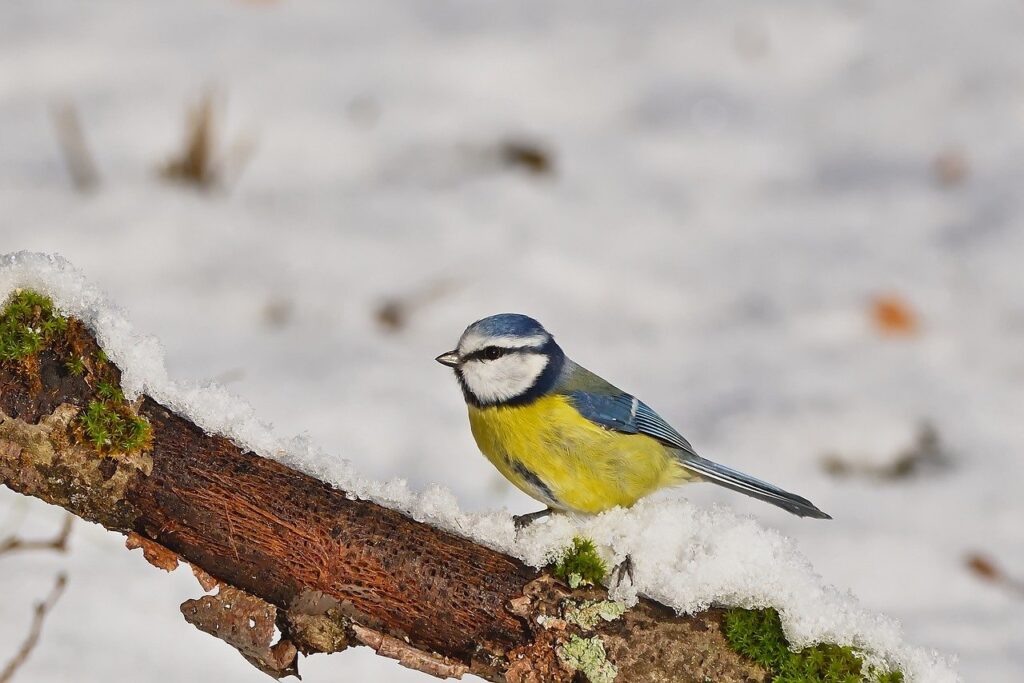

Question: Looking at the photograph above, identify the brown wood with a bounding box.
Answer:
[133,398,534,660]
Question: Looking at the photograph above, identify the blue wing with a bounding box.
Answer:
[564,390,697,455]
[563,388,832,518]
[558,365,831,519]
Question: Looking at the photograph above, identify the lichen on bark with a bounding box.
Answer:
[0,404,149,529]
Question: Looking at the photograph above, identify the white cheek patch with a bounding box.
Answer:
[458,331,548,356]
[460,353,550,403]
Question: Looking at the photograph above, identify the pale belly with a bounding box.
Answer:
[467,395,691,513]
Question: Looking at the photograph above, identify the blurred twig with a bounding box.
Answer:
[161,89,254,191]
[0,513,74,556]
[0,573,68,683]
[822,423,950,481]
[50,102,100,192]
[965,553,1024,597]
[262,297,294,330]
[497,140,554,177]
[376,278,459,333]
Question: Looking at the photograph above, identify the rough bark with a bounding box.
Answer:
[0,317,767,682]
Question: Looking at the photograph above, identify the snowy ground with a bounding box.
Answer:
[2,1,1023,681]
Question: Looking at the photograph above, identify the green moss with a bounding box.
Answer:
[1,290,151,457]
[0,290,67,361]
[552,537,608,588]
[563,599,626,631]
[722,608,904,683]
[876,671,905,682]
[65,355,87,376]
[96,379,125,402]
[557,635,617,683]
[78,400,152,455]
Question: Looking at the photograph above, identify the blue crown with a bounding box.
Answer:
[468,313,549,339]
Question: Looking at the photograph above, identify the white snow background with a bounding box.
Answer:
[1,1,1022,681]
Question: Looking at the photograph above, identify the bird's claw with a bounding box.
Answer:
[513,508,552,532]
[610,555,635,588]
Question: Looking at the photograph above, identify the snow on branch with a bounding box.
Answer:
[0,275,764,681]
[0,253,957,682]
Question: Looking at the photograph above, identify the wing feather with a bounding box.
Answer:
[563,390,695,454]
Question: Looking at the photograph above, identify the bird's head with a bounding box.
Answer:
[436,313,565,406]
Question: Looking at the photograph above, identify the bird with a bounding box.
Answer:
[436,314,830,527]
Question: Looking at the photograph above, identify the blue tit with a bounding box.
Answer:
[436,314,830,521]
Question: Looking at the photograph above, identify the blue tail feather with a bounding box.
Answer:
[679,455,831,519]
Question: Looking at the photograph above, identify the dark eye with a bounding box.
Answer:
[482,346,503,360]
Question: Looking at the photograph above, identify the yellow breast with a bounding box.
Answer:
[467,395,691,514]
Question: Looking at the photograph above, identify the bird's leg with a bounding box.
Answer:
[610,554,635,588]
[513,508,553,531]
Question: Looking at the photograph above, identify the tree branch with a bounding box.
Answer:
[0,315,767,681]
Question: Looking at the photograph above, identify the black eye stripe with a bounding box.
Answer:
[464,345,539,362]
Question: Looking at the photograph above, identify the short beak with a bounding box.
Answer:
[435,350,460,368]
